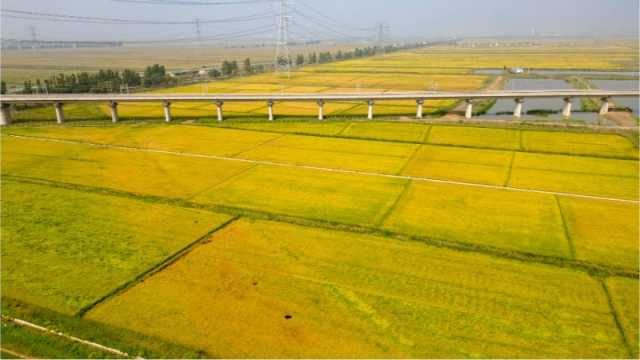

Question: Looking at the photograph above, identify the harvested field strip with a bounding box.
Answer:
[86,219,628,358]
[5,134,637,204]
[5,175,636,278]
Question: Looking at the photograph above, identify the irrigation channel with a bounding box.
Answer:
[472,69,639,124]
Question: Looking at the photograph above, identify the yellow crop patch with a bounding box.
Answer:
[558,197,639,270]
[521,131,639,159]
[428,125,522,150]
[87,219,626,358]
[401,145,513,185]
[192,165,406,226]
[509,153,639,200]
[340,122,430,142]
[2,135,254,199]
[236,134,418,174]
[383,181,571,257]
[224,121,349,136]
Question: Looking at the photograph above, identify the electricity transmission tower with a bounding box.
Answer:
[375,23,389,54]
[274,0,291,77]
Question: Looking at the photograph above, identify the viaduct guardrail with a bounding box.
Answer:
[1,90,638,125]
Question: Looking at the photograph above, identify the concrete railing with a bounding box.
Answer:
[1,90,638,125]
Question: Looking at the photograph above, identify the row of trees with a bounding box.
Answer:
[19,65,176,94]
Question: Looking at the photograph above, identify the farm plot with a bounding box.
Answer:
[427,125,522,150]
[235,134,418,174]
[509,153,639,200]
[400,145,513,185]
[191,165,407,226]
[87,219,627,358]
[382,181,571,258]
[1,136,255,199]
[340,122,430,142]
[558,197,639,270]
[520,131,639,159]
[1,180,231,314]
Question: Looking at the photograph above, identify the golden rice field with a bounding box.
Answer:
[2,120,638,358]
[3,42,639,357]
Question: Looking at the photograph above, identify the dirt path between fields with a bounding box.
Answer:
[605,112,639,128]
[444,76,505,120]
[8,134,638,205]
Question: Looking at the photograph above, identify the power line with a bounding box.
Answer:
[112,0,277,6]
[0,8,275,25]
[296,0,374,32]
[123,24,277,43]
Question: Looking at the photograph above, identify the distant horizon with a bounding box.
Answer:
[1,0,638,43]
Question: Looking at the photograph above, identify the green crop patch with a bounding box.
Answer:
[558,197,639,270]
[1,180,232,314]
[427,126,522,150]
[236,134,418,174]
[521,131,639,159]
[340,122,431,142]
[509,153,639,200]
[383,181,571,258]
[87,219,627,358]
[2,135,255,199]
[400,145,513,185]
[192,165,406,226]
[606,277,639,358]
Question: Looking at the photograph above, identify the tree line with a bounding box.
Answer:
[10,42,427,94]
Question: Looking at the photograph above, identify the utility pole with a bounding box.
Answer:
[274,0,291,77]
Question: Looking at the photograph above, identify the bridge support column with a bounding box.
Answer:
[54,102,65,124]
[267,100,274,121]
[562,98,572,119]
[163,101,172,122]
[367,100,374,120]
[0,103,12,126]
[465,99,474,120]
[513,98,524,118]
[416,99,424,119]
[318,100,325,120]
[599,97,610,115]
[109,102,119,123]
[216,101,224,122]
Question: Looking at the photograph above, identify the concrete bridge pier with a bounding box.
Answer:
[367,100,374,120]
[513,98,524,118]
[54,102,65,124]
[599,97,610,115]
[109,102,119,123]
[465,99,474,120]
[163,101,172,122]
[416,99,424,119]
[562,98,572,119]
[216,101,224,122]
[0,103,12,126]
[268,100,274,121]
[318,100,325,120]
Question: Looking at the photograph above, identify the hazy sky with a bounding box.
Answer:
[1,0,638,42]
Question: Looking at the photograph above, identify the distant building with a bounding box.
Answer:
[509,67,525,74]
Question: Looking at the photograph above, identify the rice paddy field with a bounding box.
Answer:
[1,118,638,358]
[2,42,639,358]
